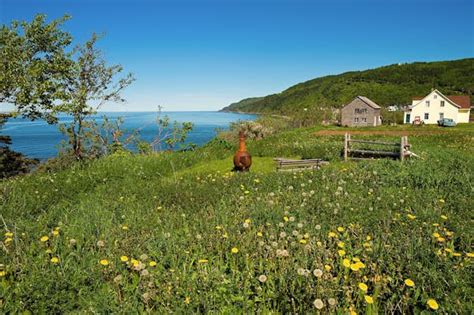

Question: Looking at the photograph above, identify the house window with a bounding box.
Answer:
[405,114,411,123]
[440,100,445,107]
[425,101,430,107]
[361,117,367,122]
[354,118,359,123]
[354,108,367,114]
[439,113,444,120]
[424,113,429,120]
[434,94,437,99]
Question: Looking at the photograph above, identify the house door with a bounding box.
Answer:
[405,114,411,123]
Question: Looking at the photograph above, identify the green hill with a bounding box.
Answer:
[221,58,474,114]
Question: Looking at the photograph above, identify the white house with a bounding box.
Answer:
[403,89,471,124]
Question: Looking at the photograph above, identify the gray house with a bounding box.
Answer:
[341,96,382,127]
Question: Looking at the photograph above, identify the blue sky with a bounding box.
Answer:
[1,0,473,111]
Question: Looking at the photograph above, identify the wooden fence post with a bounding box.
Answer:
[344,133,348,161]
[400,136,405,162]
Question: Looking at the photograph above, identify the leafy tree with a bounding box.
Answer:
[56,34,134,159]
[149,106,194,151]
[0,14,73,123]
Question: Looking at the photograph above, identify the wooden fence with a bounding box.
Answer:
[343,133,411,161]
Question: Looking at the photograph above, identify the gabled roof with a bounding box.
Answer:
[412,90,471,109]
[355,96,381,109]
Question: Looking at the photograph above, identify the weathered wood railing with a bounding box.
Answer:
[274,158,329,171]
[343,133,411,161]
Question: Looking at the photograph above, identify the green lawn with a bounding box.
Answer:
[1,124,473,313]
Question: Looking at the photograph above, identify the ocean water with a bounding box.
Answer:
[2,111,256,160]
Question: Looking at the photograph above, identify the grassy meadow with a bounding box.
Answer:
[1,124,473,313]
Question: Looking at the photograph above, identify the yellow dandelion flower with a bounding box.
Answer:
[407,214,416,220]
[404,279,415,287]
[244,219,251,224]
[40,236,49,242]
[338,250,346,257]
[50,257,60,264]
[445,231,453,237]
[444,248,452,253]
[131,259,140,267]
[350,263,360,271]
[184,296,191,304]
[122,225,129,230]
[440,215,448,220]
[438,199,445,203]
[466,252,474,258]
[52,230,59,236]
[231,247,239,254]
[358,283,368,292]
[99,259,109,266]
[0,271,5,277]
[120,256,129,262]
[299,239,307,244]
[432,223,440,227]
[149,261,157,267]
[364,295,374,304]
[437,237,445,242]
[366,235,372,241]
[324,264,331,271]
[337,226,345,232]
[355,261,365,269]
[222,233,228,238]
[352,257,360,262]
[257,232,263,237]
[283,216,289,222]
[343,259,351,268]
[427,299,439,310]
[4,237,12,243]
[328,232,337,238]
[198,259,208,263]
[4,232,13,238]
[215,225,222,230]
[337,241,345,248]
[432,232,441,238]
[453,253,461,257]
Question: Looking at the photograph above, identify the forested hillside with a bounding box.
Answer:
[221,58,474,114]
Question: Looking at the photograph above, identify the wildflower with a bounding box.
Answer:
[40,236,49,242]
[328,298,336,306]
[231,247,239,254]
[338,250,346,257]
[5,232,13,238]
[313,269,323,277]
[313,298,324,309]
[4,237,12,243]
[315,224,321,230]
[432,232,441,238]
[140,269,150,277]
[99,259,109,266]
[97,240,105,247]
[198,259,208,263]
[350,263,361,271]
[404,279,415,287]
[337,226,345,232]
[289,216,295,222]
[439,199,445,203]
[364,295,374,304]
[440,215,448,220]
[427,299,439,310]
[0,271,5,277]
[358,283,368,292]
[257,232,263,237]
[283,216,289,222]
[45,248,52,254]
[69,239,77,246]
[343,259,351,268]
[258,274,267,283]
[120,256,129,262]
[50,257,60,264]
[184,296,191,304]
[52,230,59,236]
[122,225,129,230]
[149,261,157,267]
[437,237,445,242]
[299,239,307,244]
[466,252,474,258]
[140,254,149,261]
[244,218,251,224]
[407,214,416,220]
[324,264,331,271]
[328,231,337,238]
[337,241,345,248]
